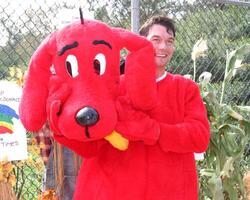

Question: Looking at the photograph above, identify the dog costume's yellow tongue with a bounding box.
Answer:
[105,131,129,151]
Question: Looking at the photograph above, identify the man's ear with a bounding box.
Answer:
[112,28,157,110]
[19,32,57,131]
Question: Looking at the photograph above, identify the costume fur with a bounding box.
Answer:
[19,18,157,198]
[19,18,210,200]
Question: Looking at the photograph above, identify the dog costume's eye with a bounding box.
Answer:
[94,53,106,75]
[66,55,79,78]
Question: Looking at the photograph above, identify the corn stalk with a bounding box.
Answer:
[196,44,250,200]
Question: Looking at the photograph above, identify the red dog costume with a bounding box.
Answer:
[19,18,210,200]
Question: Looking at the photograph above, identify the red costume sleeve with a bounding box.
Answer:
[116,77,210,153]
[157,82,210,153]
[115,95,160,145]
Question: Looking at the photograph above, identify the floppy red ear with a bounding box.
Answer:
[19,33,56,131]
[112,28,157,110]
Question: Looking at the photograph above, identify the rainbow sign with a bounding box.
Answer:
[0,80,27,161]
[0,104,19,134]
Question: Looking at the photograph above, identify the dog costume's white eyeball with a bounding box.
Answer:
[66,55,79,78]
[94,53,106,75]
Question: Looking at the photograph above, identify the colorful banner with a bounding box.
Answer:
[0,81,28,161]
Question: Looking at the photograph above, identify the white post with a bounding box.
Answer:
[131,0,140,33]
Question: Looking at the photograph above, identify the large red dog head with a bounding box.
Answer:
[19,18,156,143]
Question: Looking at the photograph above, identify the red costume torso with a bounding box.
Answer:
[73,73,210,200]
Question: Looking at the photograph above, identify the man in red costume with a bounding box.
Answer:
[72,16,210,200]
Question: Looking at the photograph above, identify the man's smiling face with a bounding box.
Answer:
[147,24,175,70]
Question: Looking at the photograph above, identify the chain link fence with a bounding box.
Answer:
[0,0,249,199]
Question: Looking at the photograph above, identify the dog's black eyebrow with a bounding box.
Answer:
[58,41,79,56]
[93,40,112,49]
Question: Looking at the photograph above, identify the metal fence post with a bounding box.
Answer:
[131,0,140,33]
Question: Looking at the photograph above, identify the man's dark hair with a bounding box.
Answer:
[139,15,176,37]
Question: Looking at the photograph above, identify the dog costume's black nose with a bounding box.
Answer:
[76,106,99,126]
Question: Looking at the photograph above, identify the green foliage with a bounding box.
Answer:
[173,5,250,81]
[212,80,250,106]
[197,44,250,200]
[87,0,131,28]
[220,44,250,104]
